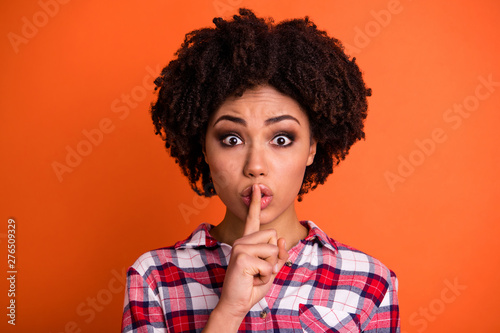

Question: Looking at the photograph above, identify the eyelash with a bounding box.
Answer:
[219,132,295,147]
[220,133,243,147]
[271,132,294,146]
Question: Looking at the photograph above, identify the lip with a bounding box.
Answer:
[241,184,273,210]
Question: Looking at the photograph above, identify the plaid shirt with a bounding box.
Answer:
[122,221,400,332]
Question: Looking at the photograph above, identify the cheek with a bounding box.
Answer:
[290,164,308,187]
[280,148,309,172]
[274,158,308,191]
[208,158,240,192]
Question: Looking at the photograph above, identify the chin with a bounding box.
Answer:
[258,208,283,225]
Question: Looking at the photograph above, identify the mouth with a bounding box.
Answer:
[241,184,273,210]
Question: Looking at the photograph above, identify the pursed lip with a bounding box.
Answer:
[240,184,273,198]
[241,184,273,209]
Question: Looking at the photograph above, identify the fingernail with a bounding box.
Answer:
[274,264,279,273]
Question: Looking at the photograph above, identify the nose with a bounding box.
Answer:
[244,144,268,178]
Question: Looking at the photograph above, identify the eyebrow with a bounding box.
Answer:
[213,114,300,127]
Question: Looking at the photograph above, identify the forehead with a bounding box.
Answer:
[211,85,309,122]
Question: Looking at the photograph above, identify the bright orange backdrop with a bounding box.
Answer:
[1,0,499,332]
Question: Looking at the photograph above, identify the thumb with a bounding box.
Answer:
[273,238,289,274]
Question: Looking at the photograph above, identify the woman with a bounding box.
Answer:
[122,8,399,332]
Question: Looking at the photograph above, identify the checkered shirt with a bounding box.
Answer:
[121,221,400,332]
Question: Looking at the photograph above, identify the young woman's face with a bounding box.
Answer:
[204,85,317,226]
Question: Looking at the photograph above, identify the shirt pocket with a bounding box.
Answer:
[298,303,361,333]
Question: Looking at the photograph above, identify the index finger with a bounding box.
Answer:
[243,184,261,236]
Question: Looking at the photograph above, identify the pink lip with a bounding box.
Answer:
[241,184,273,210]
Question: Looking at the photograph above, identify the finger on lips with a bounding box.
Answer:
[244,184,261,236]
[236,183,289,283]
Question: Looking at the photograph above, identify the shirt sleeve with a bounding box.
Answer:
[363,270,400,333]
[121,266,167,333]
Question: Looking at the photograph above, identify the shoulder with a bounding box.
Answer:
[325,242,400,330]
[333,239,396,280]
[128,245,176,276]
[328,237,398,308]
[304,221,397,294]
[326,237,399,315]
[300,221,400,327]
[128,223,216,277]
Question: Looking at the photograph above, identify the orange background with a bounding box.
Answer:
[1,0,499,332]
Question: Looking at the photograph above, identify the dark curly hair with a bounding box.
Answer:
[151,8,371,200]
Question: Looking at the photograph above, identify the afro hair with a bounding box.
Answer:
[151,8,371,200]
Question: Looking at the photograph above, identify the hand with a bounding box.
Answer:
[212,184,289,326]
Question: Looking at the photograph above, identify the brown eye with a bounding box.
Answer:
[271,135,292,146]
[222,135,243,146]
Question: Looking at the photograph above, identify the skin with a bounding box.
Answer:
[202,85,317,332]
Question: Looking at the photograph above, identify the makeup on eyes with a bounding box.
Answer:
[217,130,297,147]
[219,133,243,146]
[270,132,295,146]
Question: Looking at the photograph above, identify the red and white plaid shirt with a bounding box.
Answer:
[121,221,400,332]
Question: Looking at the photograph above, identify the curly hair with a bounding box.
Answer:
[151,8,371,200]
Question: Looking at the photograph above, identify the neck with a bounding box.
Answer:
[210,205,308,251]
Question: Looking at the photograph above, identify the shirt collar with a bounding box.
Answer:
[174,223,219,249]
[175,220,338,254]
[300,220,338,253]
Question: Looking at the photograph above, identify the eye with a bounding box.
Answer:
[221,135,243,146]
[271,134,293,146]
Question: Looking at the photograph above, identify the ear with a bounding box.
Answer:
[306,138,317,166]
[203,147,208,165]
[201,136,208,162]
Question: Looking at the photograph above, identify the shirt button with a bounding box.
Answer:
[285,260,292,267]
[260,310,267,319]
